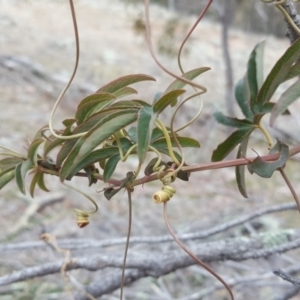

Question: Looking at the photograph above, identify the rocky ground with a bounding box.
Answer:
[1,1,300,299]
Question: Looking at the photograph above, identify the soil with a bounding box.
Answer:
[1,1,300,299]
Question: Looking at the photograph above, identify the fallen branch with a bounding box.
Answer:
[1,229,300,296]
[6,192,64,237]
[274,269,300,287]
[0,202,296,253]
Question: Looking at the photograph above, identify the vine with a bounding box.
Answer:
[1,0,300,299]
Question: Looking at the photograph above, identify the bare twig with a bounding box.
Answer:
[0,202,297,253]
[1,229,300,289]
[274,269,300,287]
[275,286,300,300]
[6,192,64,236]
[282,0,300,44]
[178,266,300,300]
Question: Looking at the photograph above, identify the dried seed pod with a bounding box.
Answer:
[74,209,90,228]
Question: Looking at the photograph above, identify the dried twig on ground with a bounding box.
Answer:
[1,229,300,299]
[0,202,297,252]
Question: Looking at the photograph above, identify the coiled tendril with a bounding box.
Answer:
[153,185,176,203]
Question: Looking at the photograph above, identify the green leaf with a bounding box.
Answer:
[254,41,265,90]
[64,147,119,179]
[214,112,254,128]
[0,157,23,173]
[243,41,264,113]
[56,107,139,167]
[32,126,48,140]
[137,106,157,163]
[247,140,289,178]
[84,166,98,186]
[37,172,49,192]
[166,161,190,181]
[144,158,167,176]
[211,128,252,162]
[112,87,137,98]
[176,169,190,181]
[164,67,210,94]
[127,127,137,143]
[62,119,76,127]
[97,74,156,93]
[56,139,79,168]
[115,137,134,152]
[28,170,49,195]
[252,102,278,125]
[235,77,253,120]
[153,89,186,112]
[132,100,152,107]
[104,172,135,200]
[74,107,138,135]
[152,147,182,161]
[109,100,144,109]
[75,94,117,124]
[283,61,300,82]
[151,137,200,148]
[103,154,120,182]
[28,138,44,163]
[44,126,73,156]
[235,131,253,198]
[15,160,33,194]
[30,172,39,197]
[256,37,300,106]
[270,78,300,126]
[60,110,138,181]
[77,92,116,108]
[247,45,259,106]
[150,127,165,143]
[0,169,15,190]
[153,92,163,104]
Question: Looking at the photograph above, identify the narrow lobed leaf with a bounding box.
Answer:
[112,86,138,98]
[270,78,300,126]
[235,131,253,198]
[37,171,50,192]
[77,92,116,109]
[60,110,138,181]
[214,112,254,128]
[153,89,186,113]
[65,147,120,180]
[164,67,210,94]
[235,77,253,120]
[0,169,15,190]
[97,74,155,94]
[29,172,40,198]
[283,61,300,82]
[103,154,120,182]
[0,157,23,174]
[15,160,33,194]
[211,128,252,162]
[256,37,300,106]
[151,136,200,149]
[27,138,44,164]
[137,106,156,163]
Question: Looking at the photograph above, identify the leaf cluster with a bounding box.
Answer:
[0,70,207,199]
[212,38,300,197]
